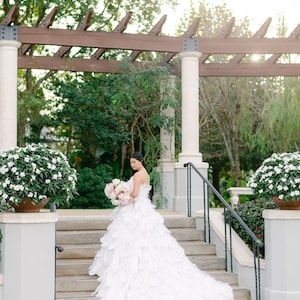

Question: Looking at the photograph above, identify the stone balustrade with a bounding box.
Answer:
[227,187,254,207]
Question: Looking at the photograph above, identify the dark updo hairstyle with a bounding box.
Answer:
[130,152,146,172]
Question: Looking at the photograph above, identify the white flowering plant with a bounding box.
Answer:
[247,152,300,201]
[104,178,133,206]
[0,143,77,207]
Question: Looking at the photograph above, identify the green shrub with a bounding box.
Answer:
[68,164,115,209]
[225,198,278,257]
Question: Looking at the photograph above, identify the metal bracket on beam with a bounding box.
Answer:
[183,38,199,52]
[0,25,18,40]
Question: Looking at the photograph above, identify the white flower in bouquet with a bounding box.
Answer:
[104,179,133,206]
[104,183,116,200]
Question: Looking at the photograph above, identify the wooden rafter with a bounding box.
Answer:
[230,18,272,63]
[92,11,132,60]
[54,7,93,57]
[200,18,235,63]
[131,14,167,61]
[266,23,300,64]
[0,4,18,25]
[21,6,58,55]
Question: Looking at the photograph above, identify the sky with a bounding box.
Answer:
[162,0,300,35]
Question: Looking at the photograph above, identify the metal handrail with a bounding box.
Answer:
[184,162,264,300]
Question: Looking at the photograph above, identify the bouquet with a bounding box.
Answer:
[104,178,133,206]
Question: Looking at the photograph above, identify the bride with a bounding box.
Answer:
[89,152,234,300]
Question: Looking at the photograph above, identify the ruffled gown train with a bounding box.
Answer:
[89,177,233,300]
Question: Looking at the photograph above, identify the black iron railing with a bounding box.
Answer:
[184,162,264,300]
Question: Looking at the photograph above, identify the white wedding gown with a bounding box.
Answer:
[89,177,234,300]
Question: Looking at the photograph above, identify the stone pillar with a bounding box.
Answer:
[0,26,20,151]
[178,50,203,165]
[263,209,300,300]
[0,213,58,300]
[156,75,176,209]
[174,39,208,214]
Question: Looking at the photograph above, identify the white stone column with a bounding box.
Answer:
[263,209,300,300]
[173,49,208,213]
[0,39,21,151]
[0,213,58,300]
[178,51,204,165]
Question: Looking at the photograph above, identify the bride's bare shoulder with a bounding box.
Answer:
[133,170,150,185]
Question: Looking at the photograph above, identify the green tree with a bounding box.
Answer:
[52,61,178,177]
[251,77,300,154]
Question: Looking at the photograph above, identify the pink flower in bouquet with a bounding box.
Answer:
[104,183,116,200]
[104,179,133,206]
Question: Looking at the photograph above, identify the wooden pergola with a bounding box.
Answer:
[1,4,300,77]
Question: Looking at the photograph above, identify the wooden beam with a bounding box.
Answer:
[18,55,300,77]
[18,55,123,73]
[199,63,300,77]
[17,27,300,54]
[18,26,180,52]
[199,38,300,54]
[0,4,19,25]
[92,11,132,60]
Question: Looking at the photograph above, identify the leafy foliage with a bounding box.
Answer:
[225,199,278,257]
[251,77,300,153]
[51,62,178,177]
[70,164,115,209]
[52,73,130,167]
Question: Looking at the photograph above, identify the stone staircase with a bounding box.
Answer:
[55,210,251,300]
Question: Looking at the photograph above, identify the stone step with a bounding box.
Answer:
[56,240,214,260]
[170,228,204,241]
[207,270,239,285]
[232,287,252,300]
[56,212,196,231]
[56,291,98,300]
[55,282,249,300]
[56,270,239,293]
[57,259,90,276]
[56,278,251,300]
[188,255,225,271]
[56,230,106,245]
[56,276,97,292]
[56,217,111,231]
[189,255,226,270]
[56,254,225,277]
[56,227,204,245]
